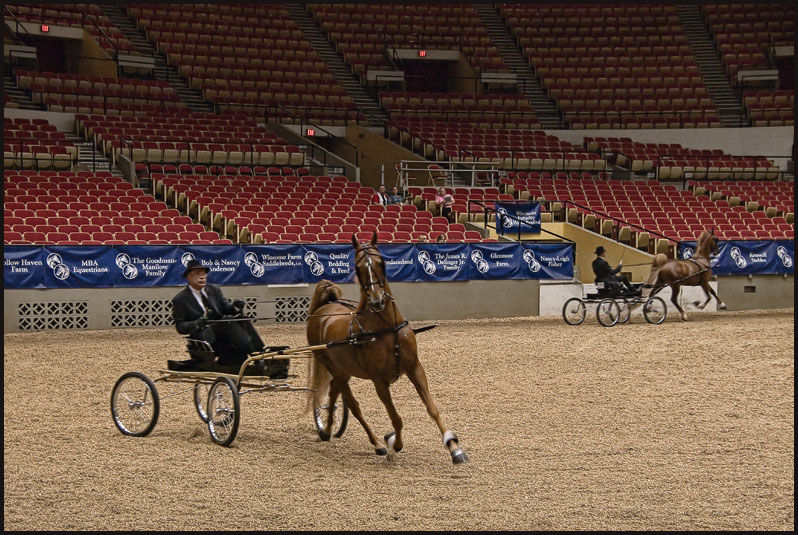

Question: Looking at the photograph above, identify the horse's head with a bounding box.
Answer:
[352,231,389,312]
[697,229,718,258]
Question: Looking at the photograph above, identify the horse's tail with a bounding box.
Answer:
[642,253,668,298]
[308,279,342,315]
[306,350,332,415]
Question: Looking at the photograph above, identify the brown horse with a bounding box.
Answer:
[305,232,468,464]
[644,229,726,321]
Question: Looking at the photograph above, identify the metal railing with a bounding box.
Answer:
[466,199,575,244]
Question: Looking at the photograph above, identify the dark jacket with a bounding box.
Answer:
[592,256,621,284]
[172,284,235,339]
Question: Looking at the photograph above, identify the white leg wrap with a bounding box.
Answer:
[442,430,458,447]
[387,433,397,451]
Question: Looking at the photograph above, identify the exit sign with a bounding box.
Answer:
[41,25,49,32]
[305,128,315,136]
[418,50,426,57]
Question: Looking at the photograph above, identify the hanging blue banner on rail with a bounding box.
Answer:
[380,243,418,281]
[468,242,525,280]
[241,244,303,285]
[42,245,116,288]
[180,245,243,286]
[110,245,183,287]
[3,246,45,289]
[495,202,541,235]
[302,244,355,283]
[679,239,794,275]
[415,243,469,281]
[519,243,574,279]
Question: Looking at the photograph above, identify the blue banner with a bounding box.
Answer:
[3,246,45,289]
[519,243,575,279]
[302,244,355,283]
[495,202,541,235]
[111,246,183,287]
[380,244,418,281]
[241,244,304,285]
[416,243,469,281]
[6,243,581,288]
[679,240,794,276]
[43,246,116,288]
[468,242,524,280]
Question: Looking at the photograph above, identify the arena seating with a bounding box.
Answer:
[5,3,136,52]
[15,70,185,115]
[308,4,508,78]
[701,3,794,83]
[4,117,78,170]
[689,179,794,221]
[501,4,720,128]
[127,4,365,125]
[3,171,229,245]
[742,90,795,127]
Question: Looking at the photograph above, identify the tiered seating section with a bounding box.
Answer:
[6,3,135,52]
[381,92,540,131]
[127,4,364,125]
[4,171,226,245]
[584,137,780,180]
[4,117,77,170]
[155,174,486,244]
[390,121,606,176]
[690,180,794,222]
[701,3,794,82]
[501,4,719,128]
[742,90,794,127]
[74,112,304,173]
[15,70,185,115]
[308,4,507,77]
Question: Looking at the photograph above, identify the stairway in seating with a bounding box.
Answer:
[4,71,41,110]
[63,131,124,178]
[285,4,389,129]
[475,4,564,130]
[675,4,748,127]
[99,5,213,114]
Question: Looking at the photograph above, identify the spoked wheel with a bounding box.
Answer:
[617,298,631,324]
[596,298,621,327]
[111,371,160,437]
[193,382,212,423]
[313,397,349,440]
[562,297,587,326]
[206,377,240,447]
[643,296,667,324]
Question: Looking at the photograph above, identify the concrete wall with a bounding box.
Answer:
[716,274,795,310]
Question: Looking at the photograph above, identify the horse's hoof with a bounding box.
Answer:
[451,448,469,464]
[719,303,727,310]
[318,431,330,442]
[692,300,700,307]
[375,447,387,456]
[384,431,402,453]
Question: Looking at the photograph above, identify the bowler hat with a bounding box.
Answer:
[183,259,210,277]
[594,246,606,255]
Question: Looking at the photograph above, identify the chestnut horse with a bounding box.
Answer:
[644,230,726,321]
[305,232,468,464]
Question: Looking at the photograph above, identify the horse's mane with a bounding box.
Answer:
[308,279,343,315]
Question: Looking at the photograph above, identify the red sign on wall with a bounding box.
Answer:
[41,25,49,32]
[306,128,315,136]
[418,50,426,57]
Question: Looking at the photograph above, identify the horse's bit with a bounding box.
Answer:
[355,245,392,313]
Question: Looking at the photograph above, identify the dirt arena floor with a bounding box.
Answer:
[3,308,794,531]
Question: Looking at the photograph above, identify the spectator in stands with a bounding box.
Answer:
[387,186,403,205]
[436,234,446,243]
[373,184,389,205]
[170,259,287,376]
[435,187,454,222]
[592,246,633,294]
[418,234,429,243]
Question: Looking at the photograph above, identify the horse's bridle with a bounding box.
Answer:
[354,245,392,312]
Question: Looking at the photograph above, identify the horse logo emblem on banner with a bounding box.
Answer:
[46,253,70,280]
[523,249,541,272]
[304,251,324,276]
[115,253,138,279]
[776,246,793,268]
[496,207,513,228]
[417,250,436,274]
[244,251,265,277]
[730,246,747,268]
[180,252,196,266]
[469,249,489,273]
[682,247,695,260]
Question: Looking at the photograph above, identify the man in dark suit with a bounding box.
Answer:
[592,245,633,293]
[170,259,285,375]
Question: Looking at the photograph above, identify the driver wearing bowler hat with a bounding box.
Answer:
[592,245,633,293]
[170,259,287,377]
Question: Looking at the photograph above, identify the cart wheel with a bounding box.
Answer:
[562,297,586,326]
[110,371,160,437]
[207,377,240,447]
[193,382,211,423]
[617,298,631,324]
[643,296,667,324]
[313,397,349,440]
[596,298,621,327]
